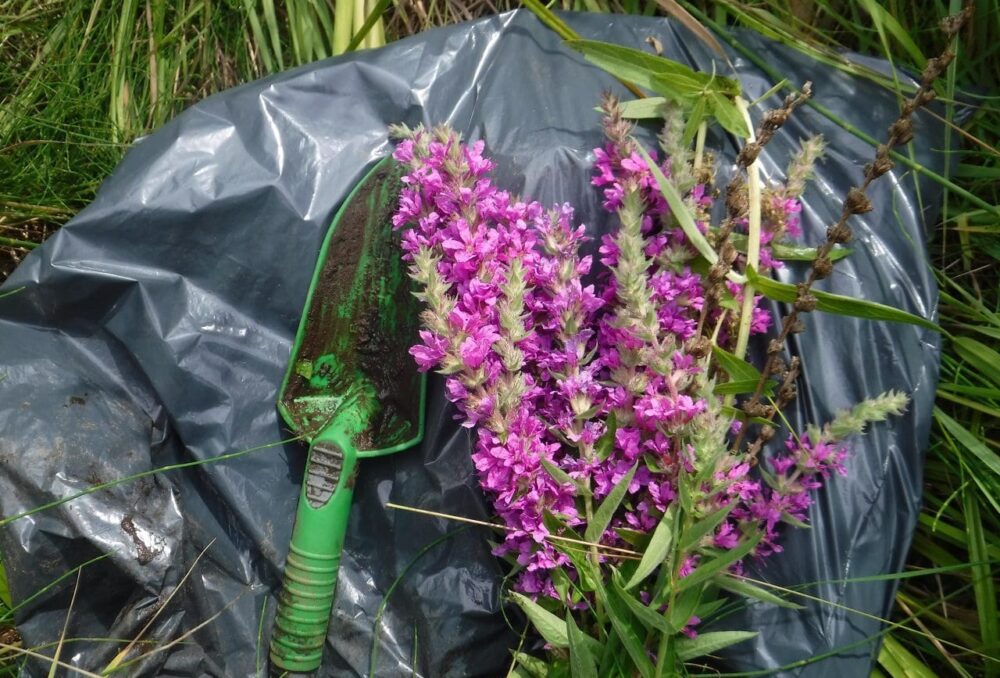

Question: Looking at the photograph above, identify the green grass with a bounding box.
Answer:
[1,0,997,675]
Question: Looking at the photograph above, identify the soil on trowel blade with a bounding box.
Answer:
[282,162,422,450]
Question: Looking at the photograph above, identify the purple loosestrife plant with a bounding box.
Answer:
[388,78,916,671]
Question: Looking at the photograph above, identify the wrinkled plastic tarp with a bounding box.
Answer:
[0,10,942,676]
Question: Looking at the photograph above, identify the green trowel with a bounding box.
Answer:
[269,157,426,673]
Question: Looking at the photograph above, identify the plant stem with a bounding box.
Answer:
[733,96,761,362]
[693,120,707,174]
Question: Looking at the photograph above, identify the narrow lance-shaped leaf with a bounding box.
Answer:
[952,336,1000,389]
[675,631,759,661]
[510,592,568,648]
[600,581,657,678]
[566,39,738,101]
[709,91,750,137]
[566,613,599,678]
[677,531,763,592]
[711,346,762,382]
[746,265,939,331]
[540,458,592,497]
[935,408,1000,483]
[617,97,668,119]
[585,464,638,544]
[682,94,708,145]
[678,503,736,552]
[625,505,676,589]
[714,379,775,396]
[667,586,703,633]
[595,410,617,462]
[726,233,852,262]
[716,575,804,610]
[610,572,672,633]
[634,144,719,269]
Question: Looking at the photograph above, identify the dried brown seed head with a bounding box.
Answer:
[759,425,776,442]
[845,187,874,215]
[794,292,818,312]
[721,242,738,265]
[785,316,807,334]
[689,336,711,359]
[813,256,834,279]
[778,383,798,401]
[738,142,762,168]
[917,88,937,106]
[827,222,853,244]
[889,118,914,146]
[726,177,749,217]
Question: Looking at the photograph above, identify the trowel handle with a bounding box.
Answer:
[269,427,359,673]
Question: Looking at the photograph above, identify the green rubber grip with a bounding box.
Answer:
[269,425,359,673]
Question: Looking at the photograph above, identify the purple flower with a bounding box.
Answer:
[390,122,849,607]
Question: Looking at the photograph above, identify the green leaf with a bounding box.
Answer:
[781,512,811,529]
[513,652,553,678]
[711,346,761,382]
[773,242,851,262]
[720,405,773,426]
[540,458,592,497]
[610,573,672,633]
[961,490,999,673]
[600,581,657,678]
[855,0,926,66]
[677,532,763,592]
[678,503,736,552]
[566,613,599,678]
[877,634,937,678]
[585,463,637,545]
[682,94,708,145]
[708,91,749,137]
[595,411,617,462]
[675,631,758,661]
[952,336,1000,389]
[667,586,703,633]
[634,144,722,271]
[565,40,695,99]
[935,408,1000,483]
[713,378,775,396]
[541,512,600,592]
[716,576,804,610]
[693,596,727,622]
[727,233,851,262]
[0,557,10,611]
[745,265,939,331]
[614,527,650,549]
[565,39,738,102]
[625,505,676,589]
[510,592,568,648]
[618,97,668,119]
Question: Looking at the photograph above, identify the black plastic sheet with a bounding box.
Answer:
[0,10,942,676]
